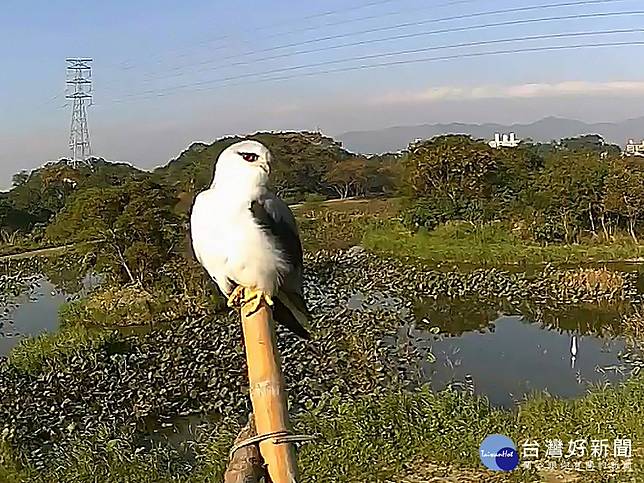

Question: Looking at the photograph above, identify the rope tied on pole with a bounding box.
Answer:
[229,431,316,461]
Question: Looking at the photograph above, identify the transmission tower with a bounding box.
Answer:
[65,58,93,167]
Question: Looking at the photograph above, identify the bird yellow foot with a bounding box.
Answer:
[241,288,274,317]
[227,286,246,309]
[227,286,273,315]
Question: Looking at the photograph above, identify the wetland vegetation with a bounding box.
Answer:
[1,132,643,481]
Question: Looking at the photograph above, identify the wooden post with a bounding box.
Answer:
[224,414,265,483]
[241,299,299,482]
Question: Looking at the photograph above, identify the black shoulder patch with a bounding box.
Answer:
[250,199,302,268]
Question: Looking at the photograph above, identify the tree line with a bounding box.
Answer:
[1,131,399,239]
[403,134,643,243]
[0,131,400,286]
[1,131,642,285]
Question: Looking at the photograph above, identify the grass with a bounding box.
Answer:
[295,388,518,481]
[624,305,644,340]
[8,317,113,375]
[295,378,644,481]
[362,220,644,265]
[62,287,162,327]
[292,197,644,265]
[0,440,30,483]
[296,197,400,251]
[1,427,196,483]
[2,376,642,481]
[61,285,219,328]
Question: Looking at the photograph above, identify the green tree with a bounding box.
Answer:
[402,136,500,228]
[603,161,644,242]
[363,154,403,195]
[532,153,609,242]
[493,146,543,218]
[11,171,29,187]
[6,158,146,231]
[404,135,498,201]
[559,134,621,156]
[324,157,369,199]
[46,180,183,286]
[0,197,34,233]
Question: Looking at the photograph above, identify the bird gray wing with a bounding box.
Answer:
[250,192,308,313]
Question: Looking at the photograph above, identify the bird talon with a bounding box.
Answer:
[227,286,246,308]
[241,289,273,316]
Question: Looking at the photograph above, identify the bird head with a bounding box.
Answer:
[212,140,272,191]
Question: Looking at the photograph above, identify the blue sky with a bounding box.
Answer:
[2,0,644,185]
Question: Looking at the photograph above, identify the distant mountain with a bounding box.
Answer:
[338,116,644,154]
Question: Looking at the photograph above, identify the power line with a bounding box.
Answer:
[226,9,644,70]
[136,6,644,87]
[273,0,399,22]
[116,0,411,70]
[102,38,644,106]
[136,0,631,82]
[237,0,631,56]
[107,24,644,102]
[101,3,480,95]
[192,40,644,90]
[246,0,481,44]
[123,0,483,75]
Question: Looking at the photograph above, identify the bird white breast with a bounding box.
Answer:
[191,189,288,296]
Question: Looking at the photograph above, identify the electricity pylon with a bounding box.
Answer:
[65,58,93,167]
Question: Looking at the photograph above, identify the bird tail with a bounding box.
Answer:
[273,291,311,340]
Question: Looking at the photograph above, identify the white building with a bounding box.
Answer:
[625,139,644,156]
[489,132,520,148]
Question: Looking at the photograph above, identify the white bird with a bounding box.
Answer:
[571,335,578,369]
[190,140,311,339]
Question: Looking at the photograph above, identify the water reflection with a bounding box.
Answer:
[350,291,639,408]
[413,296,503,336]
[414,297,627,337]
[0,279,68,357]
[397,316,629,408]
[0,256,98,357]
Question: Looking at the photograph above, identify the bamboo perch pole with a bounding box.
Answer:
[240,299,299,482]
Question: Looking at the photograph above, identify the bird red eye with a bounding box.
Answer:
[240,152,259,162]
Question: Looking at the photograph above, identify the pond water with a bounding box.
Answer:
[1,261,640,409]
[0,274,99,358]
[349,291,638,408]
[403,316,628,408]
